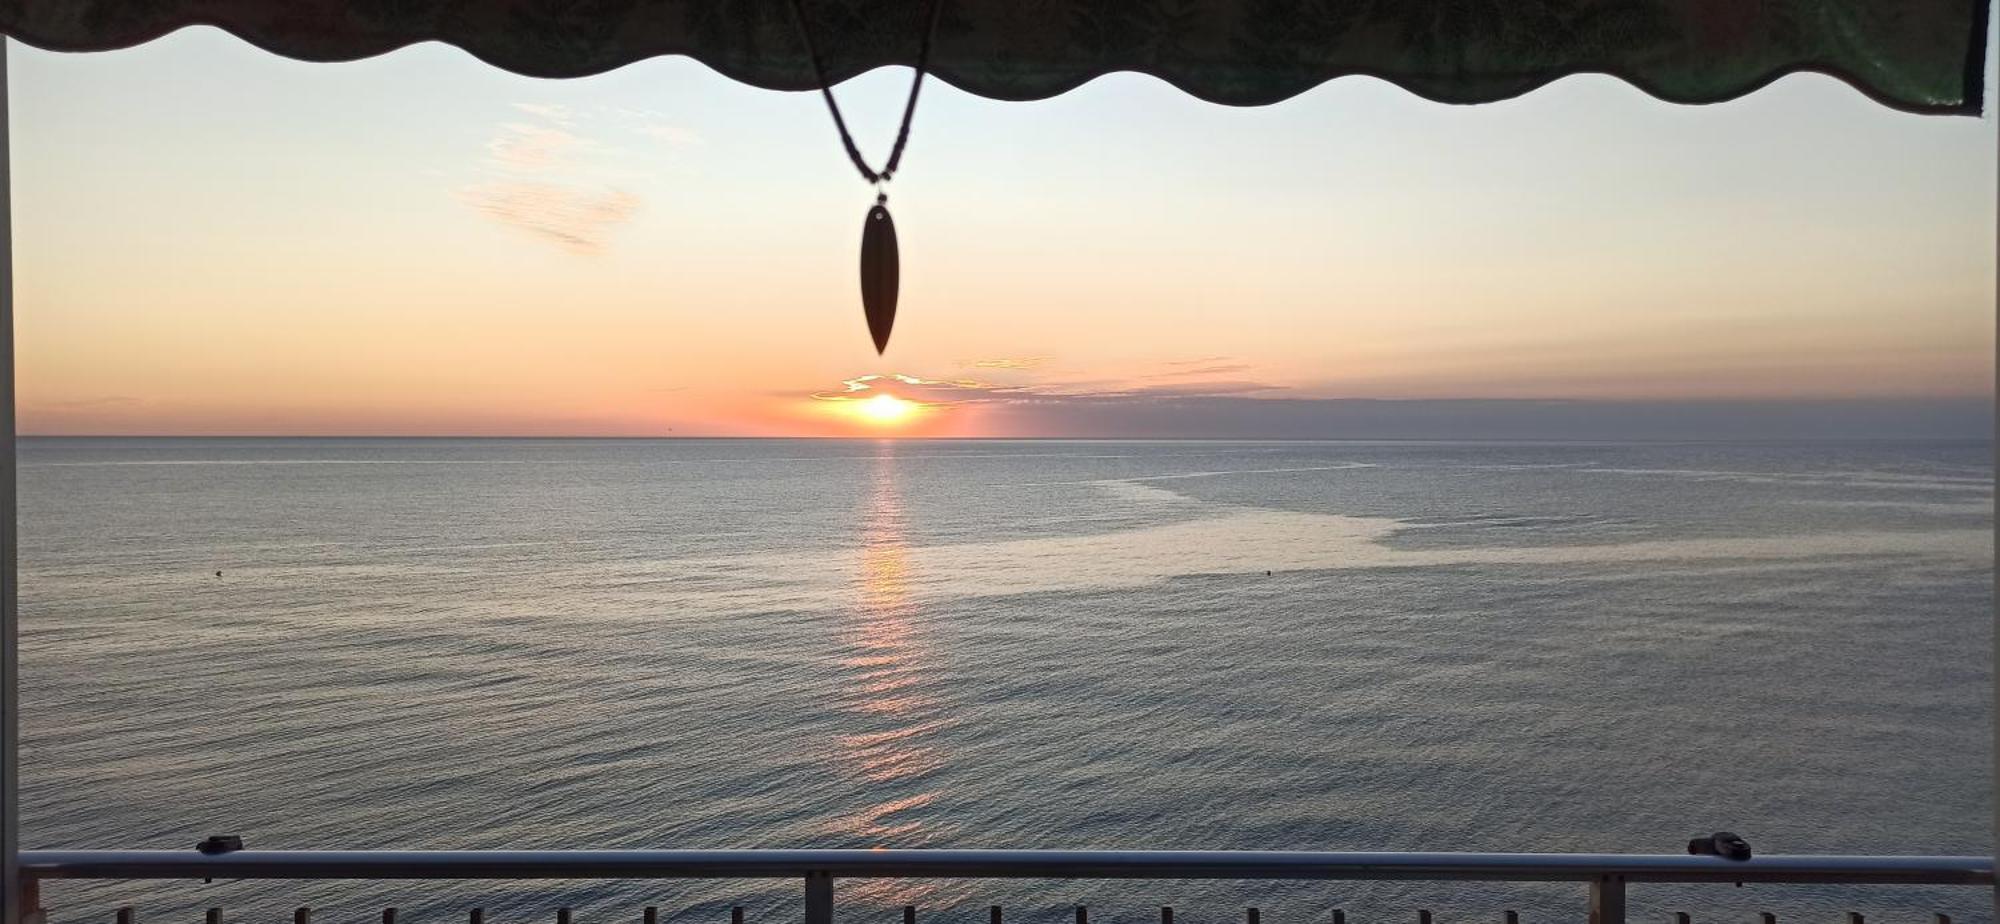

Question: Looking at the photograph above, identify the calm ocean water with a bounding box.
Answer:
[16,438,1994,923]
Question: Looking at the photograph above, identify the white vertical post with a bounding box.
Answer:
[0,34,17,924]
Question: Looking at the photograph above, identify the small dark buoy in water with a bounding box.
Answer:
[214,570,222,579]
[1265,570,1272,576]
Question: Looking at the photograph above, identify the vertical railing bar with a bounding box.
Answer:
[1249,908,1260,924]
[1332,909,1345,924]
[803,870,832,924]
[644,906,657,924]
[1075,906,1086,924]
[1161,907,1172,924]
[0,42,20,924]
[383,908,396,924]
[730,906,743,924]
[1419,909,1431,924]
[1674,913,1689,924]
[206,907,221,924]
[115,907,133,924]
[1504,911,1517,924]
[295,908,310,924]
[903,906,915,924]
[1587,874,1624,924]
[557,907,571,924]
[989,907,1000,924]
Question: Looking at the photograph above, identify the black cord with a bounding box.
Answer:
[788,0,945,185]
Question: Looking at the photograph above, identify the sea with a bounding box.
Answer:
[15,438,1995,924]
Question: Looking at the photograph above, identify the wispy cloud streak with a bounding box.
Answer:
[458,104,676,253]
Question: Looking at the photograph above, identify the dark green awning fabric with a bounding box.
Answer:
[0,1,1989,114]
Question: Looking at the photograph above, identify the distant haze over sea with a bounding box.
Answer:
[925,397,2000,442]
[17,398,1996,441]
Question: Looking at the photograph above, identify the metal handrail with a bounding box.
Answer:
[17,849,1995,885]
[18,849,1993,924]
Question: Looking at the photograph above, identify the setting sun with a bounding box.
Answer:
[857,393,919,426]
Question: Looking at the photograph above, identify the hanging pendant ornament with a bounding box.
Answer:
[789,0,943,355]
[860,194,899,353]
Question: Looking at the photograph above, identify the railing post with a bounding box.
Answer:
[804,870,832,924]
[1588,874,1625,924]
[0,41,17,924]
[9,878,26,924]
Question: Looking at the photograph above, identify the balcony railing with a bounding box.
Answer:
[17,849,1994,924]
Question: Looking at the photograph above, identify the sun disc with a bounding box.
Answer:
[858,393,918,425]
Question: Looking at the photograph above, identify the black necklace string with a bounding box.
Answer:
[787,0,945,187]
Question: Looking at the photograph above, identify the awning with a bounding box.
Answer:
[0,0,1988,115]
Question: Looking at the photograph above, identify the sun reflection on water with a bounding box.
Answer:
[827,446,970,908]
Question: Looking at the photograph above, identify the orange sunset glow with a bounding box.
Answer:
[6,30,1994,440]
[809,376,945,435]
[856,394,920,426]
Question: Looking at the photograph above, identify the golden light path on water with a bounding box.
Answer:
[829,445,972,908]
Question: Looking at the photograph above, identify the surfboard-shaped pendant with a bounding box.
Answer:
[860,202,899,354]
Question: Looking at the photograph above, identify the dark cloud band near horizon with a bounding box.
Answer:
[957,396,1997,441]
[800,372,1994,442]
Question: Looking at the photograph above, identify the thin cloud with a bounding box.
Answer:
[511,102,574,126]
[1118,380,1281,397]
[459,183,639,254]
[1145,362,1252,378]
[807,371,1285,407]
[463,108,642,253]
[487,122,581,173]
[962,357,1048,370]
[601,106,704,149]
[812,374,1007,405]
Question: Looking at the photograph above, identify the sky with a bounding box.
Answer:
[7,22,1996,439]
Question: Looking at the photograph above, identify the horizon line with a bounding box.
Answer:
[15,434,1997,444]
